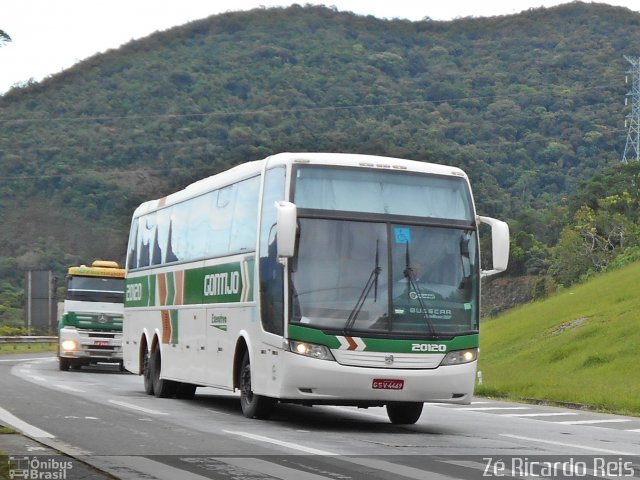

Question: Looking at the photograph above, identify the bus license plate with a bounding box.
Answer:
[94,340,109,346]
[372,379,404,390]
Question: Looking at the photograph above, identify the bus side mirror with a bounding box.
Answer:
[275,201,297,258]
[477,215,509,277]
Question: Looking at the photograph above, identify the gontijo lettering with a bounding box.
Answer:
[204,272,240,296]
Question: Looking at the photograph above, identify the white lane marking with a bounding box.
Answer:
[503,412,579,417]
[98,456,211,480]
[0,405,54,438]
[222,430,337,455]
[625,429,640,432]
[221,433,458,480]
[107,400,168,415]
[205,409,230,416]
[500,434,639,456]
[219,457,335,480]
[27,375,46,382]
[54,384,86,393]
[555,419,633,425]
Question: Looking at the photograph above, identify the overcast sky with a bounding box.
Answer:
[1,0,639,94]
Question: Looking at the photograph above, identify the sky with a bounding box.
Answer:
[1,0,639,94]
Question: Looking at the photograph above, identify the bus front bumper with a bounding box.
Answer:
[267,350,477,405]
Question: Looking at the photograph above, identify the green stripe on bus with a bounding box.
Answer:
[126,260,254,308]
[170,310,179,344]
[288,324,478,353]
[125,275,156,307]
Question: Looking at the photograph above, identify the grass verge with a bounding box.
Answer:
[478,261,640,416]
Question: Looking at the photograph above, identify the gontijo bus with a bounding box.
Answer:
[123,152,509,424]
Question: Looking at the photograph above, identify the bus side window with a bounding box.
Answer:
[127,220,139,270]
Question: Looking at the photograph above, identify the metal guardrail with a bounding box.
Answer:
[0,336,58,344]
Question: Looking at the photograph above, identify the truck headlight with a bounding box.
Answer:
[289,341,335,361]
[440,348,478,366]
[61,340,77,352]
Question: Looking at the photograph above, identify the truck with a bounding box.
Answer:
[58,260,125,371]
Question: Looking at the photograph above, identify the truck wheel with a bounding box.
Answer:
[59,357,70,371]
[386,402,423,424]
[150,347,176,398]
[143,352,153,395]
[238,352,275,419]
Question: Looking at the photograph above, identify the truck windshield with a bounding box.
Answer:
[290,219,479,338]
[66,276,124,303]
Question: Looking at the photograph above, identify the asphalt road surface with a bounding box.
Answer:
[1,352,639,479]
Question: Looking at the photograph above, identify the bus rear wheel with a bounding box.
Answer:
[239,352,275,419]
[143,351,154,395]
[150,346,177,398]
[386,402,423,424]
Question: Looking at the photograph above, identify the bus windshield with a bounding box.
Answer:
[293,165,473,221]
[290,219,478,337]
[66,276,125,303]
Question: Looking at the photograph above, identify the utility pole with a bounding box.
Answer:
[623,55,640,163]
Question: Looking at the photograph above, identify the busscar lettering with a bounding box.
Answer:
[204,272,240,297]
[126,283,143,302]
[410,307,452,319]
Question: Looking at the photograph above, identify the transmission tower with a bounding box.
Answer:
[623,55,640,163]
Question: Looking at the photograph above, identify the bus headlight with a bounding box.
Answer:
[289,341,335,361]
[440,348,478,366]
[61,340,77,352]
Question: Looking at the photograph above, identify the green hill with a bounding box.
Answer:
[478,261,640,414]
[2,2,640,324]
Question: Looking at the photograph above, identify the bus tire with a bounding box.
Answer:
[175,382,197,400]
[59,357,70,371]
[143,351,154,395]
[386,402,423,424]
[150,347,177,398]
[239,352,275,419]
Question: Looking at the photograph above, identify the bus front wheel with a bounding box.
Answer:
[239,352,275,419]
[386,402,423,424]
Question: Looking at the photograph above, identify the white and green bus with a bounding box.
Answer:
[123,152,509,424]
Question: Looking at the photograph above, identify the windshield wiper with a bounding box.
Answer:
[403,241,438,337]
[345,240,381,332]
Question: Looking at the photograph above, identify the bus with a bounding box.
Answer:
[58,260,125,371]
[123,152,509,424]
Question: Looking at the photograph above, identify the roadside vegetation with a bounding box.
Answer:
[477,261,640,415]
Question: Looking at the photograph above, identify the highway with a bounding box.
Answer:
[1,352,639,479]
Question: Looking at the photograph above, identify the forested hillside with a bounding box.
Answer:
[1,2,640,326]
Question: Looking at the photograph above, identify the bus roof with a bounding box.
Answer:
[131,153,469,217]
[68,260,125,278]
